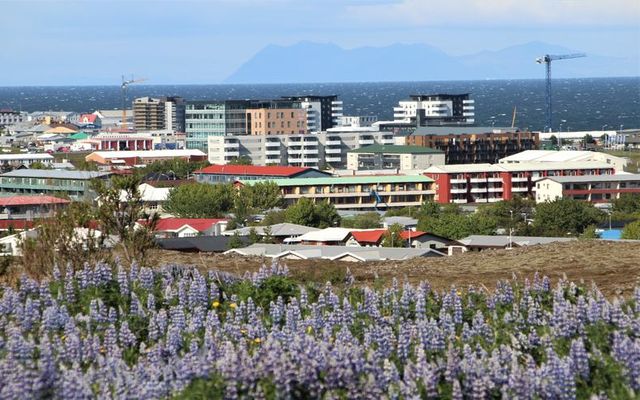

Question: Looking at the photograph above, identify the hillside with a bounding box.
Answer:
[151,240,640,297]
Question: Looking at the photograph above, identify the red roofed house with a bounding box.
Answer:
[0,195,70,221]
[194,165,330,184]
[152,218,228,238]
[346,229,387,247]
[78,113,101,128]
[346,228,459,251]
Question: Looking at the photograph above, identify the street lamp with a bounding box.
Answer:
[508,210,514,249]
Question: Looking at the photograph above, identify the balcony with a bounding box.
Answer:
[288,156,302,162]
[488,177,502,183]
[223,142,239,149]
[512,186,529,192]
[265,150,281,156]
[450,188,467,194]
[224,151,240,157]
[325,156,342,163]
[359,139,375,145]
[450,178,466,184]
[265,141,280,148]
[469,178,487,183]
[453,199,468,204]
[288,149,303,155]
[326,139,341,146]
[302,157,319,163]
[325,147,342,154]
[470,187,488,193]
[488,187,503,192]
[512,177,529,182]
[463,112,475,117]
[302,149,318,155]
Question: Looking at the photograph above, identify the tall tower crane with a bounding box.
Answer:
[121,75,147,131]
[536,53,586,132]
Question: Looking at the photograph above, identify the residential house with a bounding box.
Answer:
[221,223,319,243]
[153,218,228,238]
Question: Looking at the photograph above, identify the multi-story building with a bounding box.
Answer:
[0,110,26,127]
[0,170,111,200]
[246,100,306,135]
[535,174,640,203]
[194,165,330,184]
[0,195,70,220]
[134,96,186,132]
[338,116,378,128]
[280,95,342,132]
[185,100,250,151]
[403,126,539,164]
[347,145,445,171]
[81,133,154,151]
[207,129,397,168]
[0,153,54,168]
[393,94,475,126]
[499,150,627,172]
[239,175,436,211]
[425,161,615,204]
[85,149,207,168]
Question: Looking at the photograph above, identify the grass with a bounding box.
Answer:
[603,149,640,172]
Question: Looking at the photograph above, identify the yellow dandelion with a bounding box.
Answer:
[61,335,66,341]
[254,338,262,344]
[456,290,462,296]
[229,303,237,309]
[212,301,220,308]
[306,326,313,334]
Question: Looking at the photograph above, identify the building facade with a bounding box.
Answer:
[346,145,445,171]
[536,174,640,203]
[245,100,307,135]
[0,170,111,200]
[393,94,475,126]
[425,161,615,204]
[81,133,154,151]
[280,95,342,132]
[134,96,186,132]
[194,165,330,184]
[0,110,26,127]
[185,100,250,151]
[86,149,207,167]
[239,175,435,211]
[207,129,396,168]
[404,127,539,164]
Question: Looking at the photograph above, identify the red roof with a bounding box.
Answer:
[399,230,427,240]
[350,229,387,243]
[194,164,310,177]
[80,114,98,123]
[0,220,36,230]
[155,218,227,232]
[0,196,70,207]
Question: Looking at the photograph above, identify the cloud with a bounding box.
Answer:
[345,0,640,27]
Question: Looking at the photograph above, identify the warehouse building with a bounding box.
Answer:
[346,144,445,171]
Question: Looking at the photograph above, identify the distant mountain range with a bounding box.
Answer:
[224,41,639,84]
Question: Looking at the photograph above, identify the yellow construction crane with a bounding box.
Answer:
[121,75,147,130]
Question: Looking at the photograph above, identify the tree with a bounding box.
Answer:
[549,135,558,146]
[622,220,640,240]
[341,212,382,229]
[227,231,244,249]
[241,181,283,211]
[248,227,260,244]
[164,182,234,218]
[93,175,158,264]
[284,198,340,228]
[476,196,536,234]
[262,225,274,244]
[532,198,605,237]
[261,210,286,226]
[384,207,420,218]
[143,158,209,180]
[612,193,640,215]
[29,161,51,170]
[583,134,594,144]
[314,201,341,228]
[381,223,404,247]
[227,156,252,165]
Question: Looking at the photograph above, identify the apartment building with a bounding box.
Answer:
[0,170,111,200]
[347,145,445,171]
[133,96,186,132]
[393,94,475,126]
[404,126,539,164]
[0,110,26,127]
[536,174,640,203]
[207,128,396,168]
[239,175,435,211]
[499,150,627,172]
[280,95,343,132]
[246,100,306,135]
[185,100,250,151]
[425,161,615,204]
[338,116,378,127]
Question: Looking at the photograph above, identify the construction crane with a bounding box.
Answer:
[121,75,147,131]
[536,53,586,132]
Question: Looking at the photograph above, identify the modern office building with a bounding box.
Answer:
[133,96,186,132]
[425,161,615,204]
[403,126,539,164]
[393,94,475,126]
[280,95,343,132]
[0,170,111,200]
[246,100,307,135]
[185,100,251,151]
[347,145,445,171]
[535,174,640,203]
[207,129,396,168]
[239,175,436,211]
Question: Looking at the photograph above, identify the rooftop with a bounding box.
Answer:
[155,218,227,232]
[241,174,434,187]
[89,149,206,159]
[348,144,443,155]
[499,150,625,163]
[0,153,54,161]
[222,223,319,237]
[459,235,575,247]
[0,170,111,180]
[540,174,640,184]
[195,164,318,177]
[0,195,70,207]
[412,126,521,136]
[425,161,614,174]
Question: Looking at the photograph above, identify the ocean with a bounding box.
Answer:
[0,77,638,132]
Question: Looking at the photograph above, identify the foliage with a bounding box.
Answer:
[227,231,244,249]
[142,158,209,180]
[579,225,600,239]
[381,223,404,247]
[29,161,51,170]
[227,156,252,165]
[549,135,558,146]
[340,212,382,229]
[284,198,341,228]
[260,210,286,226]
[261,225,274,244]
[384,206,420,218]
[240,182,283,211]
[247,227,260,245]
[476,196,536,234]
[583,134,595,144]
[417,202,497,240]
[164,182,234,218]
[612,193,640,215]
[2,263,640,398]
[532,198,605,237]
[621,220,640,240]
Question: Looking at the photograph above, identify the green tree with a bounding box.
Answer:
[381,223,405,247]
[476,196,536,234]
[261,210,286,226]
[549,135,558,146]
[384,206,420,218]
[284,198,340,228]
[143,158,209,180]
[341,212,381,229]
[29,161,51,170]
[579,225,600,239]
[241,181,283,211]
[532,198,605,237]
[227,231,244,249]
[262,225,274,244]
[621,220,640,240]
[164,182,234,218]
[612,193,640,215]
[583,134,594,144]
[248,227,260,244]
[314,201,341,228]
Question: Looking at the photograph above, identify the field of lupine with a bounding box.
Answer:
[1,261,639,399]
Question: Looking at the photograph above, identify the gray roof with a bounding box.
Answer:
[225,243,445,261]
[459,235,576,248]
[0,169,111,180]
[412,126,519,136]
[382,216,419,226]
[156,236,248,252]
[222,223,320,237]
[541,174,640,184]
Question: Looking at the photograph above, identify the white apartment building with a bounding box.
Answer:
[338,115,378,128]
[393,94,475,125]
[207,128,396,169]
[0,110,26,127]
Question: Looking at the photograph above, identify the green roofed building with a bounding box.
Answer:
[69,132,90,140]
[347,144,445,171]
[240,174,435,211]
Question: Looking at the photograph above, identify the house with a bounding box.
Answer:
[0,153,54,168]
[78,114,101,128]
[155,236,248,253]
[285,227,354,245]
[153,218,228,238]
[194,165,330,184]
[221,223,319,243]
[0,195,70,220]
[347,229,387,247]
[382,216,418,229]
[224,243,445,262]
[0,229,39,256]
[458,235,576,252]
[120,183,171,215]
[399,230,460,250]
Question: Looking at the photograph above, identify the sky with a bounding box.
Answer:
[0,0,638,85]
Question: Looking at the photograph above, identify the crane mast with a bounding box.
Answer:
[120,75,147,131]
[536,53,586,132]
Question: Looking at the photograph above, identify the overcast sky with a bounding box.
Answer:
[1,0,638,85]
